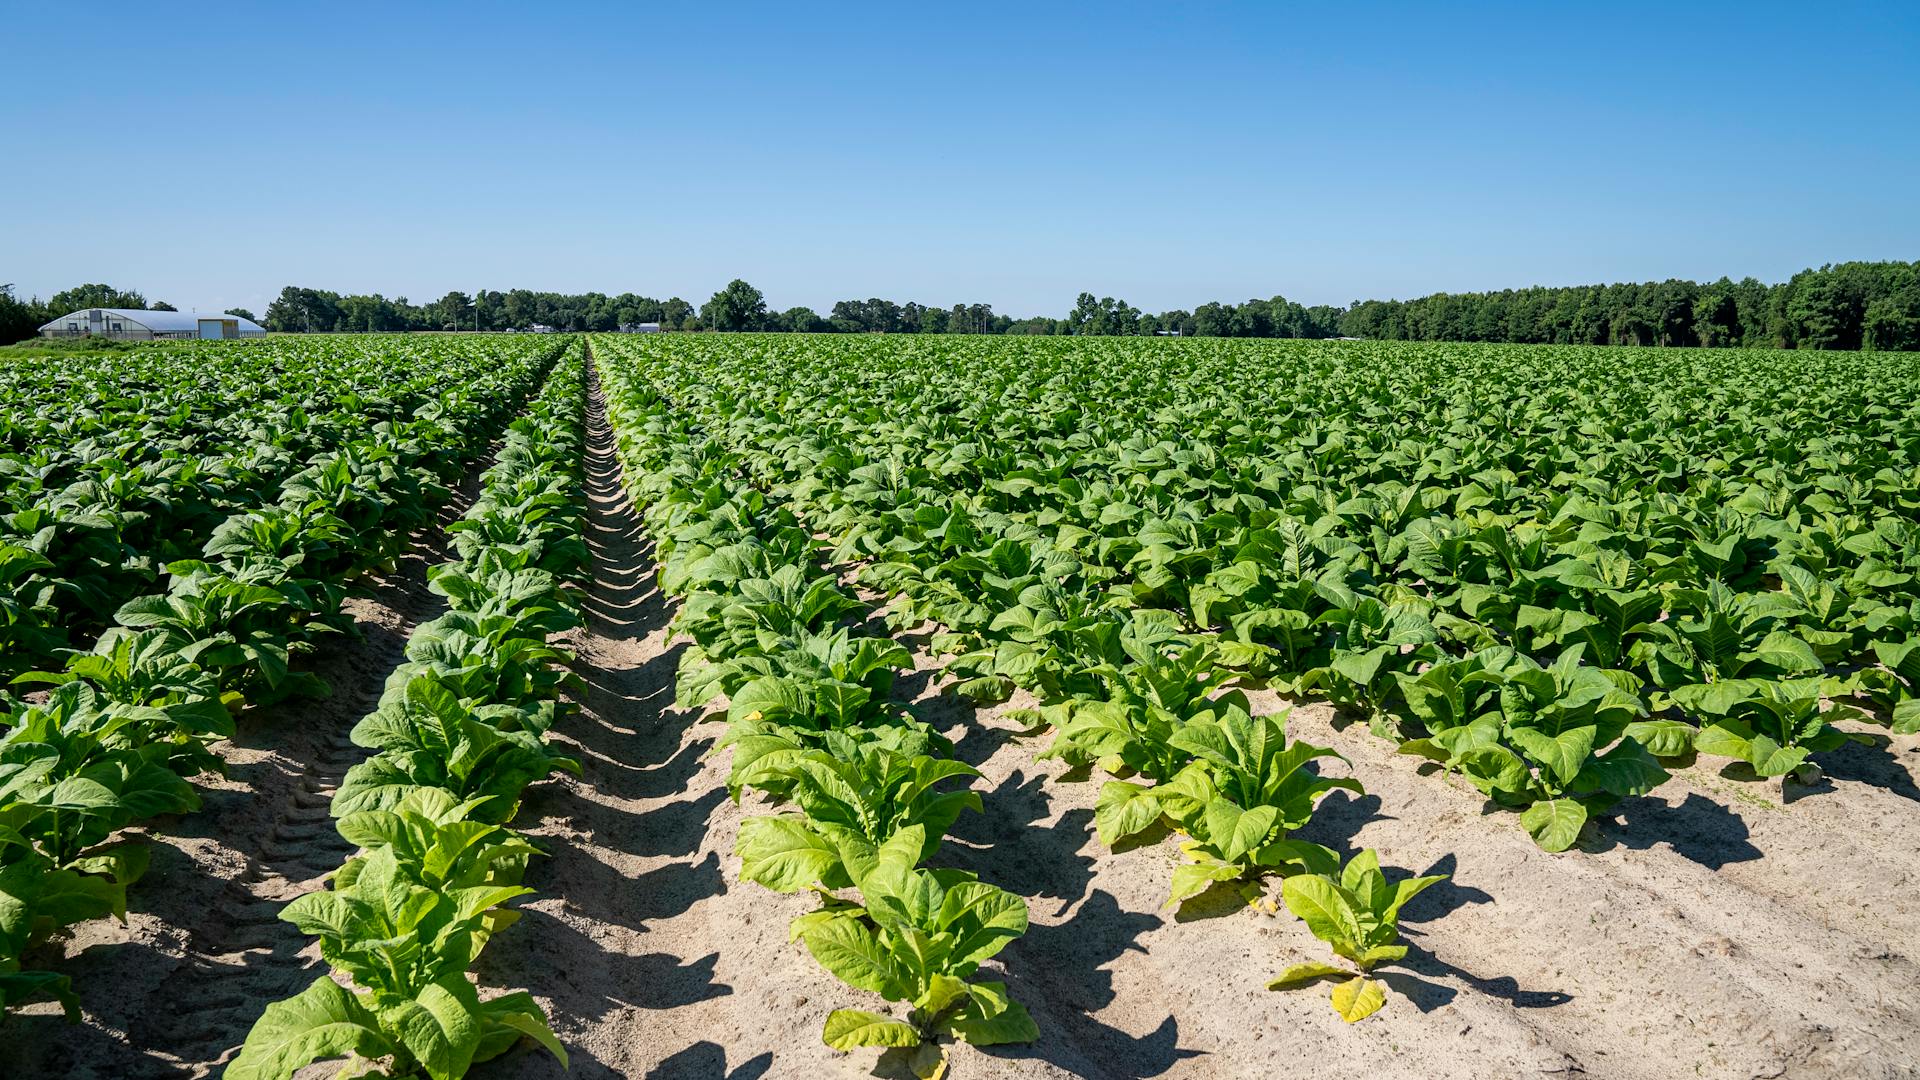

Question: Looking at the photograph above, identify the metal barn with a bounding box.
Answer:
[38,308,268,341]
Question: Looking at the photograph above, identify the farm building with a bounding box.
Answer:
[38,308,267,341]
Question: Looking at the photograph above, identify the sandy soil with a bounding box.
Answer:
[13,379,1918,1080]
[470,382,1920,1080]
[0,473,480,1079]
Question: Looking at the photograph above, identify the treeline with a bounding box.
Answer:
[6,261,1917,350]
[252,261,1919,350]
[1343,261,1920,351]
[260,286,695,334]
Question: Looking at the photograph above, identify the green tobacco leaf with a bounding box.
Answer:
[1506,724,1596,787]
[1357,943,1409,966]
[227,977,393,1080]
[1281,875,1361,945]
[1093,781,1162,846]
[1624,719,1697,758]
[949,983,1039,1046]
[917,973,970,1016]
[1893,699,1920,736]
[0,969,79,1020]
[1519,797,1588,852]
[802,917,906,998]
[1745,734,1810,778]
[736,816,839,892]
[822,1008,921,1049]
[1167,859,1242,909]
[477,991,568,1067]
[1575,740,1669,798]
[1691,721,1754,760]
[381,976,485,1080]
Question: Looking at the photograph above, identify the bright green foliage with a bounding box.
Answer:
[1395,646,1666,850]
[1085,702,1358,909]
[736,742,981,892]
[0,336,563,1018]
[1270,849,1447,1022]
[590,332,1920,853]
[792,826,1037,1074]
[1154,706,1357,908]
[1677,677,1862,778]
[586,329,1920,1054]
[225,973,564,1080]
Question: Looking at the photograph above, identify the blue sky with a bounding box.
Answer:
[2,1,1915,317]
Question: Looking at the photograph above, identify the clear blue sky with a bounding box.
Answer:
[3,0,1915,318]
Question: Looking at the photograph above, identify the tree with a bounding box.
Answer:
[662,297,696,331]
[779,306,830,333]
[700,279,768,332]
[1191,302,1232,337]
[48,283,149,312]
[431,291,474,332]
[1862,267,1920,351]
[1693,281,1740,347]
[228,307,257,323]
[264,286,342,332]
[149,300,177,311]
[0,284,49,344]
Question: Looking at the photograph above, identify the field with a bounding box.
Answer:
[2,333,1918,1080]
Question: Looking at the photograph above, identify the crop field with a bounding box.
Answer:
[3,333,1918,1080]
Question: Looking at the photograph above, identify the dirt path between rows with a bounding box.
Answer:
[0,469,481,1080]
[470,366,1920,1080]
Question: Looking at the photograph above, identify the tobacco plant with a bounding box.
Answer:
[793,826,1037,1077]
[1269,849,1447,1022]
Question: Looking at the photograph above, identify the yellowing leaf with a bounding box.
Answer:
[1331,975,1386,1022]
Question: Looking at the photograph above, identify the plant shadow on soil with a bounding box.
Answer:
[971,887,1202,1079]
[1812,732,1920,803]
[1583,791,1764,867]
[644,1041,773,1080]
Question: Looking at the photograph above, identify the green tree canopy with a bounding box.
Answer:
[701,279,769,332]
[48,283,156,312]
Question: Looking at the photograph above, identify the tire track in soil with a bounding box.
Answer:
[0,465,485,1080]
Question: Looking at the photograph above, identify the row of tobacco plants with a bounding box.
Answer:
[595,336,1045,1072]
[597,334,1445,1021]
[600,334,1920,855]
[230,344,589,1079]
[2,337,564,1019]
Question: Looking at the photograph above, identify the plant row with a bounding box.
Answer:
[0,343,560,1019]
[228,345,590,1080]
[605,334,1920,853]
[1,337,564,682]
[594,340,1042,1072]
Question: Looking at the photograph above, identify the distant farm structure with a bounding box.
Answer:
[39,307,266,341]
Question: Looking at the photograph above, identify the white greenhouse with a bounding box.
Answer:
[38,307,267,341]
